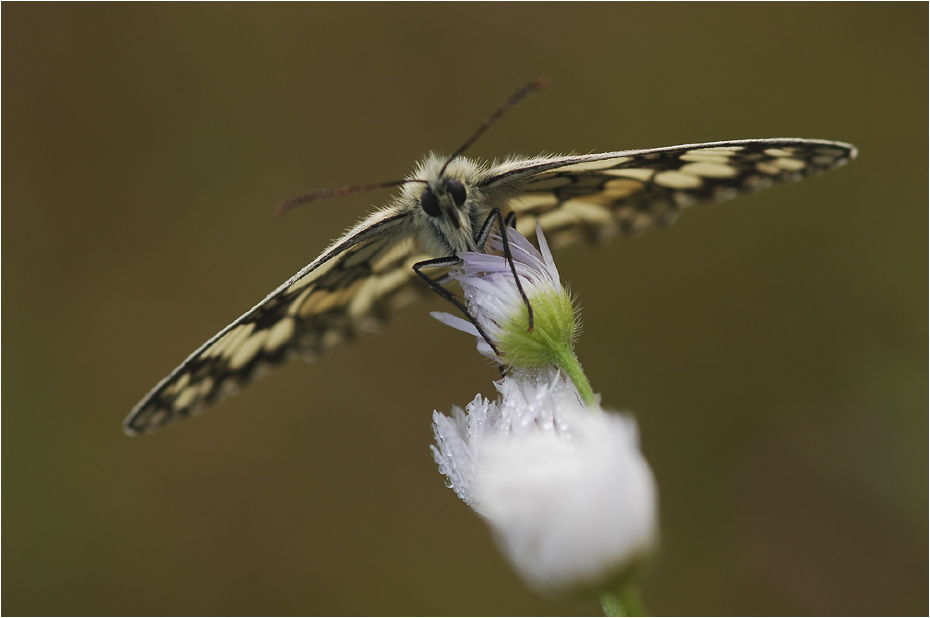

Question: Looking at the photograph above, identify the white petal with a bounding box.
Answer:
[432,371,658,594]
[477,410,657,592]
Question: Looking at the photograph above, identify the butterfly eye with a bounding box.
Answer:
[420,188,441,217]
[446,178,467,207]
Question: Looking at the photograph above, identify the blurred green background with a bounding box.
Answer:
[4,4,926,615]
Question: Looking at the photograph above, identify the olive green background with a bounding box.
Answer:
[4,4,926,615]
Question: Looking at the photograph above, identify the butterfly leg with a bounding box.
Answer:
[504,210,518,229]
[475,208,535,332]
[413,256,504,359]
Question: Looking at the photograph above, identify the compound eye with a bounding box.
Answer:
[446,178,467,207]
[421,188,441,217]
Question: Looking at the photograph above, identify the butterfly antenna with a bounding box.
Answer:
[277,78,547,216]
[439,78,549,177]
[274,179,426,217]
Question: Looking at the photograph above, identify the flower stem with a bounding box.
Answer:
[553,348,596,407]
[599,585,646,617]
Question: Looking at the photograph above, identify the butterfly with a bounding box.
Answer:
[124,81,856,435]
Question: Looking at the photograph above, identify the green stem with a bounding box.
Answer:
[599,585,646,617]
[554,348,596,406]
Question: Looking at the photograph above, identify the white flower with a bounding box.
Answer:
[431,368,658,594]
[431,223,658,602]
[431,223,578,370]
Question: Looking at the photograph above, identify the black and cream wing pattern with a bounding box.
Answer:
[489,138,856,247]
[125,137,855,435]
[125,210,429,434]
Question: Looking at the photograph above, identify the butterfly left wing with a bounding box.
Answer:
[482,138,857,247]
[125,209,427,435]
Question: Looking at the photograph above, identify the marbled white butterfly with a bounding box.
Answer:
[124,81,856,435]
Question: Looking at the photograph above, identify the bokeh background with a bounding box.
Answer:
[4,4,926,615]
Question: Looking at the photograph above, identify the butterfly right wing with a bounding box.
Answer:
[483,138,857,248]
[125,209,426,435]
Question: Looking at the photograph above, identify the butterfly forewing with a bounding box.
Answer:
[493,139,856,247]
[126,135,855,435]
[125,210,423,435]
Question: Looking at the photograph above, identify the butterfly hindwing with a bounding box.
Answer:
[125,210,423,435]
[492,139,856,247]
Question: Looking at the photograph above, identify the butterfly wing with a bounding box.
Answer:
[483,138,857,247]
[125,209,425,435]
[127,138,856,434]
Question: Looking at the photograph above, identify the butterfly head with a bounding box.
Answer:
[403,153,488,255]
[420,177,467,221]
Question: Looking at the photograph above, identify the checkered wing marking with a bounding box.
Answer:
[488,138,857,248]
[125,211,425,435]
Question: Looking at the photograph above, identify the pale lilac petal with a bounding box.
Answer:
[429,311,481,337]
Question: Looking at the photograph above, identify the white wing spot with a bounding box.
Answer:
[164,372,190,396]
[299,281,363,318]
[679,162,738,178]
[349,267,411,317]
[604,168,655,181]
[535,208,571,229]
[563,200,614,225]
[763,148,794,157]
[537,205,602,236]
[173,384,200,411]
[680,152,733,164]
[264,317,295,352]
[654,170,703,189]
[199,377,214,397]
[509,193,560,211]
[774,157,806,171]
[229,328,270,370]
[206,323,255,359]
[598,178,647,202]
